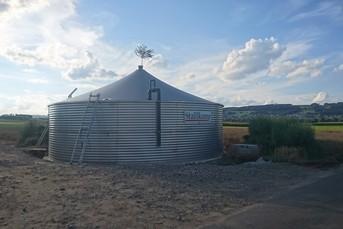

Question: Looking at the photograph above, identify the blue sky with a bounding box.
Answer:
[0,0,342,115]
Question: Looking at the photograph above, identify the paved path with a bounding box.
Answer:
[204,166,343,229]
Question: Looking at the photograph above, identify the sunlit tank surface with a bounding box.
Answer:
[48,66,223,164]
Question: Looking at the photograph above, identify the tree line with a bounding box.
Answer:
[224,102,343,122]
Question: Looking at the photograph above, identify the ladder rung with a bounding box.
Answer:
[90,95,100,98]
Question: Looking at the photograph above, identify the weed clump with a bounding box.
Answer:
[17,121,47,147]
[247,117,321,162]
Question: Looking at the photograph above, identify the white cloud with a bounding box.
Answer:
[182,72,196,80]
[288,1,343,23]
[265,40,324,78]
[168,55,223,92]
[146,54,168,69]
[0,1,76,46]
[334,63,343,72]
[217,37,324,84]
[27,78,49,84]
[88,42,138,76]
[173,71,198,89]
[268,58,324,78]
[70,83,99,91]
[222,96,259,107]
[0,0,113,81]
[267,60,294,78]
[62,52,117,80]
[288,59,324,78]
[0,0,50,23]
[218,37,284,80]
[264,99,276,105]
[23,68,38,73]
[2,46,43,66]
[0,92,64,115]
[281,41,312,59]
[312,91,329,104]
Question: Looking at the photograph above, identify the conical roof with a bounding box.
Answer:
[64,66,218,104]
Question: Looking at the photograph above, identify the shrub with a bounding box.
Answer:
[273,146,305,163]
[248,117,317,160]
[17,120,47,147]
[248,117,273,154]
[316,139,343,162]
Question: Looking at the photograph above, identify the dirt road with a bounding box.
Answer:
[204,166,343,229]
[0,144,334,228]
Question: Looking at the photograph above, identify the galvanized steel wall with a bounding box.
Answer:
[48,101,223,164]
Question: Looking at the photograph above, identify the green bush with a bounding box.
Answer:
[248,117,317,160]
[316,139,343,162]
[248,117,273,154]
[17,120,47,147]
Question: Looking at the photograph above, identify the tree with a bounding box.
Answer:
[135,44,154,66]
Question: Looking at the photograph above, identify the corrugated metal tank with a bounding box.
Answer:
[48,66,223,164]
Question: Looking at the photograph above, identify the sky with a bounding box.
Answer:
[0,0,343,115]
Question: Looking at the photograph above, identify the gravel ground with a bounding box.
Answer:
[0,144,335,228]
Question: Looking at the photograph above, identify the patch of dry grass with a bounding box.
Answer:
[0,128,21,145]
[314,131,343,162]
[224,127,343,143]
[273,147,305,163]
[315,130,343,141]
[223,127,248,144]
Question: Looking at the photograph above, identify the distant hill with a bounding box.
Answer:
[223,102,343,122]
[0,114,33,120]
[0,114,48,121]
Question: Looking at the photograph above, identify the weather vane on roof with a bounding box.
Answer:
[135,44,154,66]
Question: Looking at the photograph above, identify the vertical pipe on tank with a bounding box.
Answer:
[156,99,161,147]
[148,80,161,147]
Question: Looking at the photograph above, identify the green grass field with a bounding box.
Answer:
[2,119,341,132]
[224,125,343,132]
[0,120,27,144]
[313,125,343,131]
[0,119,47,145]
[223,121,343,132]
[223,122,249,128]
[312,122,343,131]
[0,119,28,129]
[312,122,343,126]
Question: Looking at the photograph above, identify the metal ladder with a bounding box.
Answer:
[70,93,100,164]
[36,121,49,147]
